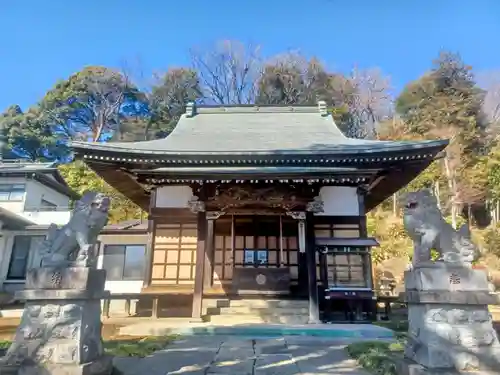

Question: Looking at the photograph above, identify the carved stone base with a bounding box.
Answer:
[0,355,112,375]
[394,356,499,375]
[0,268,111,375]
[405,262,490,292]
[403,264,500,372]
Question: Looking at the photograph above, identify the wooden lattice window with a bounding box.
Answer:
[326,253,368,288]
[314,223,360,239]
[151,223,197,284]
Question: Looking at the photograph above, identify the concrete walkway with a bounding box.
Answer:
[113,335,372,375]
[118,321,394,339]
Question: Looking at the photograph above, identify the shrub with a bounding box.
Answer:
[346,339,405,375]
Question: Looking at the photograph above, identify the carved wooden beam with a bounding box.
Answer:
[306,196,324,213]
[286,211,306,220]
[206,211,225,220]
[188,196,206,213]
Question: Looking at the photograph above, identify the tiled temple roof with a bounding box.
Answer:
[71,102,448,158]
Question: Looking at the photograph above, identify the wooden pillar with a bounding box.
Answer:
[358,186,375,321]
[305,211,320,324]
[287,211,306,295]
[358,186,373,288]
[297,253,308,296]
[358,186,368,237]
[319,250,329,319]
[203,212,217,287]
[143,189,157,288]
[204,212,225,288]
[192,210,207,320]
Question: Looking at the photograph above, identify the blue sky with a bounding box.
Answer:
[1,0,499,111]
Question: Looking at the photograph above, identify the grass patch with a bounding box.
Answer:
[346,339,405,375]
[0,335,179,358]
[103,335,179,357]
[373,320,408,332]
[0,341,10,350]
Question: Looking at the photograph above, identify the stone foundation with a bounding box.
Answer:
[398,262,500,374]
[394,356,499,375]
[0,267,112,375]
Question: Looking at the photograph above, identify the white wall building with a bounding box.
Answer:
[0,157,79,294]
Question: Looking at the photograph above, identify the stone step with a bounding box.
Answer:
[203,299,309,309]
[205,305,310,316]
[207,313,309,325]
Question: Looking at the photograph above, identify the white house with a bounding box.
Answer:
[0,153,150,317]
[0,156,79,295]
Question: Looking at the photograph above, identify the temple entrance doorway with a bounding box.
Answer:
[213,214,305,296]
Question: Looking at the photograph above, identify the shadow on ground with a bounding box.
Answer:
[113,335,371,375]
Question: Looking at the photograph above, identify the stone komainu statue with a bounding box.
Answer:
[402,189,478,267]
[39,191,110,267]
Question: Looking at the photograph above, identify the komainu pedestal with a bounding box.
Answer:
[400,263,500,375]
[0,267,112,375]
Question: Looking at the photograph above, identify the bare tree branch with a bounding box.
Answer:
[190,40,262,105]
[478,70,500,131]
[345,66,394,138]
[256,51,342,106]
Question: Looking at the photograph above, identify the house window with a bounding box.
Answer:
[101,245,146,281]
[7,235,45,280]
[243,249,268,266]
[0,184,25,201]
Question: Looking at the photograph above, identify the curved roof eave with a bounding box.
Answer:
[70,139,449,157]
[70,104,449,158]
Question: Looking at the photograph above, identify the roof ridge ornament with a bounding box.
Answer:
[317,100,328,116]
[185,102,196,118]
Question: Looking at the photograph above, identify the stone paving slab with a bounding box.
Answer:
[208,359,255,374]
[254,354,301,375]
[113,335,372,375]
[255,338,289,355]
[168,336,227,350]
[214,348,255,361]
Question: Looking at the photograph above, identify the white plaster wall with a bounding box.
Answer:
[155,186,193,208]
[18,180,71,225]
[19,211,71,226]
[0,176,71,225]
[24,179,70,209]
[316,186,359,216]
[0,201,25,214]
[103,280,143,294]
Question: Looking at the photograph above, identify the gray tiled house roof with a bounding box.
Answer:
[0,161,79,199]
